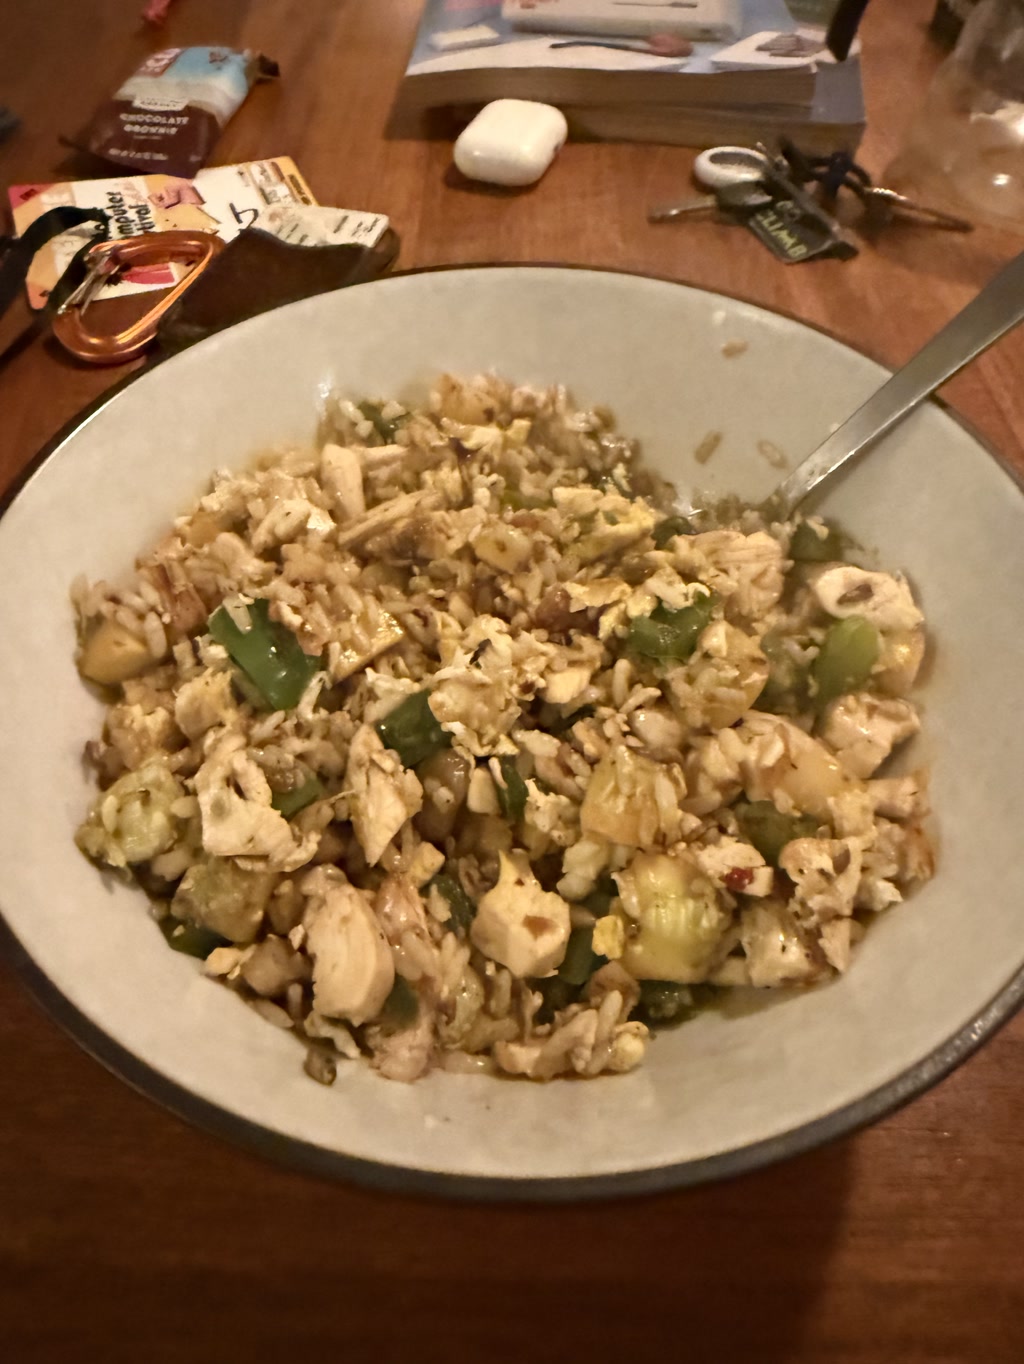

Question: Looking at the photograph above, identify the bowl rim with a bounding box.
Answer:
[2,261,1023,1202]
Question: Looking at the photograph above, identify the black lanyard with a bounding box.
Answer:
[0,206,110,368]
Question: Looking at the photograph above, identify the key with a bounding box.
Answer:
[858,185,973,232]
[647,193,718,223]
[647,181,771,224]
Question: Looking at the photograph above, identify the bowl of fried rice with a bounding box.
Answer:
[1,266,1022,1197]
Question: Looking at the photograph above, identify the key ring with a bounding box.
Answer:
[693,146,771,192]
[50,230,224,364]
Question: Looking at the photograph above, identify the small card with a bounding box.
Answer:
[253,203,389,249]
[742,186,858,264]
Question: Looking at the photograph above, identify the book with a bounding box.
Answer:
[563,57,865,151]
[500,0,744,44]
[398,0,834,116]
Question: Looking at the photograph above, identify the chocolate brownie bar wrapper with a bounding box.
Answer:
[67,47,278,177]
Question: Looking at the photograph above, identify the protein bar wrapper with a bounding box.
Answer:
[66,47,278,177]
[9,157,317,307]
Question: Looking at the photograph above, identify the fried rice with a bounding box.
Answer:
[72,373,934,1084]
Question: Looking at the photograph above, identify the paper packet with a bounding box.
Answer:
[8,157,317,307]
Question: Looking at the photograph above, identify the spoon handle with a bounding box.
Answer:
[772,248,1024,518]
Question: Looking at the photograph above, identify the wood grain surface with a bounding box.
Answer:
[1,3,1022,1361]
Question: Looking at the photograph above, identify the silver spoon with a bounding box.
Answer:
[682,247,1024,522]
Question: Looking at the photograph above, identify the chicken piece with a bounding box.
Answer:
[304,1010,361,1060]
[681,730,745,817]
[240,935,307,996]
[438,961,487,1049]
[493,992,647,1080]
[866,773,930,821]
[580,744,688,849]
[778,837,863,925]
[515,729,585,800]
[366,992,436,1083]
[320,443,366,522]
[810,565,923,632]
[363,509,456,565]
[250,497,333,554]
[194,735,319,872]
[828,784,879,839]
[901,823,935,884]
[345,724,423,866]
[76,757,185,868]
[266,878,305,936]
[819,917,855,972]
[470,851,571,978]
[333,490,437,552]
[302,867,395,1025]
[430,617,555,754]
[628,704,685,759]
[556,834,611,901]
[672,530,786,621]
[174,670,239,741]
[693,837,773,897]
[104,699,180,770]
[741,901,820,986]
[870,818,935,888]
[404,840,445,889]
[819,693,920,779]
[521,782,579,852]
[374,875,439,983]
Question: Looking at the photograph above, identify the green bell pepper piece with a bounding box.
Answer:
[733,800,819,866]
[429,872,476,934]
[812,615,880,708]
[495,756,528,823]
[159,916,225,960]
[627,593,715,662]
[271,774,325,820]
[375,690,450,769]
[208,598,321,712]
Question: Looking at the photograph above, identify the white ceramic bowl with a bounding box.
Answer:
[2,267,1023,1198]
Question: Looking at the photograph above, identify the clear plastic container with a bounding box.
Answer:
[886,0,1024,233]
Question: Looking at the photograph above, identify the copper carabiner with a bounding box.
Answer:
[50,229,224,364]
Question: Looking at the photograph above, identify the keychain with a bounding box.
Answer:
[649,144,858,263]
[2,205,400,368]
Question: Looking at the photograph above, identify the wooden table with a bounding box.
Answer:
[2,3,1022,1360]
